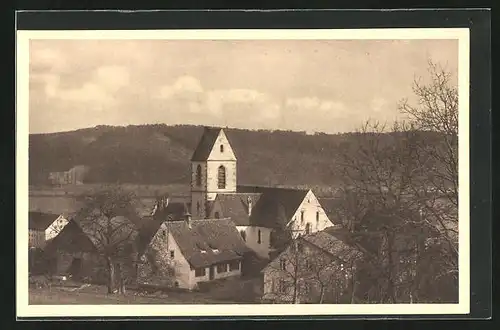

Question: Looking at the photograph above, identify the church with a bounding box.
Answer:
[186,127,335,259]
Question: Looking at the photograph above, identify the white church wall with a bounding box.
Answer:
[236,225,273,259]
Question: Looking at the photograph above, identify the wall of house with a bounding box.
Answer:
[29,229,46,249]
[189,260,242,288]
[289,190,334,238]
[45,216,69,241]
[137,226,192,290]
[236,225,272,259]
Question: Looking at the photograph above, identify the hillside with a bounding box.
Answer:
[28,124,442,190]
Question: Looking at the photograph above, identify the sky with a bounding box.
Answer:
[28,39,458,134]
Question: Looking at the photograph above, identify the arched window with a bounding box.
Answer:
[220,144,224,153]
[196,165,202,186]
[218,165,226,189]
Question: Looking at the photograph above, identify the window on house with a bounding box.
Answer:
[229,260,239,271]
[240,230,246,241]
[197,202,200,214]
[170,250,175,258]
[305,259,312,271]
[162,230,166,238]
[217,263,227,273]
[316,211,320,224]
[214,211,220,219]
[195,267,206,277]
[217,165,226,189]
[280,258,286,270]
[257,229,261,244]
[301,211,305,224]
[296,242,304,252]
[220,144,224,153]
[174,281,179,287]
[196,165,202,186]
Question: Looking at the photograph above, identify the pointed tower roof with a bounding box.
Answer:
[190,126,223,161]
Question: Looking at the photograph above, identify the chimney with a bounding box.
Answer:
[247,196,253,216]
[184,210,192,229]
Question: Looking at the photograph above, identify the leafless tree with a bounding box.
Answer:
[75,184,141,294]
[264,232,361,304]
[335,60,459,303]
[398,60,459,277]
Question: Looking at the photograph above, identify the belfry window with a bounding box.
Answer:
[218,165,226,189]
[196,165,202,186]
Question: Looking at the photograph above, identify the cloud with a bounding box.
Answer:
[95,65,130,92]
[371,97,387,113]
[156,76,279,118]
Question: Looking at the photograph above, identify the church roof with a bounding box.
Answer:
[213,186,310,228]
[212,193,262,226]
[190,127,222,161]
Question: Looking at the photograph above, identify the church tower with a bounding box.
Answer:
[190,127,237,218]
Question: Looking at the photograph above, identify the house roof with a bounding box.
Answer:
[29,212,60,231]
[317,198,343,225]
[151,218,251,268]
[190,127,222,161]
[212,193,262,226]
[44,220,96,254]
[262,228,363,273]
[235,186,310,228]
[300,229,363,263]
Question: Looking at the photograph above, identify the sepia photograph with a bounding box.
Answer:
[16,28,470,317]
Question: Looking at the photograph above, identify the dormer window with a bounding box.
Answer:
[220,144,224,153]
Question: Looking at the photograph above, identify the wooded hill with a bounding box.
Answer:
[29,124,441,190]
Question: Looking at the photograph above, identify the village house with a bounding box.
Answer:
[29,211,69,249]
[189,127,336,259]
[136,212,252,290]
[261,227,362,304]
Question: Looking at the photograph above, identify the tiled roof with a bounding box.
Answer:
[166,218,252,268]
[212,193,262,226]
[44,220,96,254]
[29,212,60,231]
[317,198,343,225]
[236,185,309,228]
[190,127,221,161]
[300,229,363,262]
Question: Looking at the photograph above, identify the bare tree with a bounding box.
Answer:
[398,60,459,278]
[335,60,459,303]
[264,233,361,304]
[75,185,141,294]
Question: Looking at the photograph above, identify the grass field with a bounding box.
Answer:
[29,286,240,305]
[29,277,262,305]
